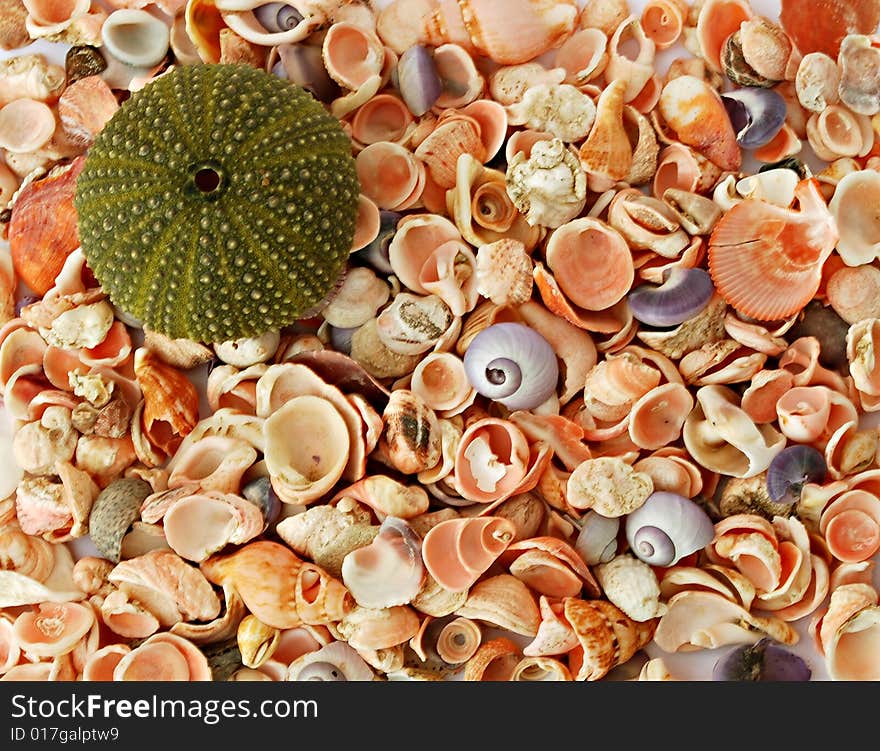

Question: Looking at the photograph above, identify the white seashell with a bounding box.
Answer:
[320,267,390,329]
[213,330,281,368]
[505,83,596,142]
[505,137,587,228]
[39,300,115,350]
[594,553,667,622]
[101,9,171,68]
[735,169,799,207]
[829,169,880,267]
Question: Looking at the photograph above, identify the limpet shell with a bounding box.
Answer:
[88,477,153,563]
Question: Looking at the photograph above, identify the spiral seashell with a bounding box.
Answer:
[640,0,686,50]
[625,491,714,567]
[420,516,515,592]
[605,15,655,102]
[287,640,375,681]
[452,417,532,504]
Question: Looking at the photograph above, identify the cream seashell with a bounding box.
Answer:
[653,590,797,652]
[101,9,170,68]
[375,292,456,356]
[473,238,533,308]
[505,83,596,142]
[167,435,258,495]
[683,385,786,479]
[825,605,880,680]
[566,456,653,516]
[356,140,425,211]
[455,574,540,637]
[409,351,474,414]
[263,394,350,505]
[795,51,840,113]
[0,98,55,154]
[735,168,799,207]
[829,169,880,266]
[321,21,385,91]
[348,93,413,148]
[213,331,280,369]
[0,54,65,107]
[320,267,390,330]
[554,27,608,85]
[827,264,880,325]
[608,188,689,259]
[488,62,566,107]
[23,0,90,38]
[605,15,655,102]
[335,604,420,651]
[837,34,880,117]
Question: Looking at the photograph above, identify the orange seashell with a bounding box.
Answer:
[452,417,532,504]
[433,43,485,109]
[708,178,840,321]
[57,75,118,146]
[641,0,686,50]
[356,140,425,211]
[133,346,200,459]
[421,516,516,592]
[322,21,386,91]
[500,536,600,599]
[349,93,414,147]
[544,217,634,312]
[415,115,485,189]
[13,601,94,658]
[779,0,880,59]
[819,490,880,563]
[113,631,212,681]
[658,74,741,171]
[628,382,694,451]
[462,636,521,681]
[695,0,754,73]
[8,155,84,296]
[578,79,632,181]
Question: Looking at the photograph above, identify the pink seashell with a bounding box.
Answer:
[776,385,835,443]
[0,326,47,392]
[504,128,554,164]
[829,561,876,590]
[500,536,600,599]
[81,644,131,681]
[410,351,474,414]
[113,631,212,681]
[554,27,608,85]
[633,447,704,498]
[819,490,880,563]
[57,75,118,146]
[322,20,386,92]
[13,601,94,658]
[415,114,485,189]
[356,140,425,211]
[100,588,160,639]
[628,382,694,451]
[453,417,532,504]
[0,98,55,153]
[806,104,873,161]
[349,93,414,147]
[741,369,796,424]
[80,320,132,369]
[351,194,381,253]
[705,514,782,593]
[522,595,579,656]
[205,364,263,415]
[167,435,258,494]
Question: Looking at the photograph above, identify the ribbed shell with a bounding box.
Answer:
[74,63,360,342]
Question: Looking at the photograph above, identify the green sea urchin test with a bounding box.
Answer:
[74,63,359,342]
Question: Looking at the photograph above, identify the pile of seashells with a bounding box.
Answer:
[3,0,880,682]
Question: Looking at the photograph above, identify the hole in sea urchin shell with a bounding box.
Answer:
[194,165,222,194]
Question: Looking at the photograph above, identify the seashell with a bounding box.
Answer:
[113,631,212,681]
[348,94,413,150]
[752,121,803,163]
[779,0,880,59]
[287,640,375,681]
[167,435,257,495]
[807,103,873,161]
[100,588,161,639]
[824,604,880,680]
[0,97,55,154]
[578,0,628,36]
[341,516,423,608]
[163,491,265,562]
[392,44,441,118]
[695,0,754,73]
[101,9,170,68]
[295,561,353,625]
[336,603,420,651]
[708,178,839,321]
[452,417,532,504]
[8,156,84,297]
[625,491,715,568]
[57,74,118,147]
[510,654,572,681]
[268,41,338,103]
[501,535,599,599]
[847,318,880,399]
[12,405,78,476]
[658,75,741,171]
[837,34,880,116]
[450,154,543,253]
[275,501,374,572]
[594,553,667,623]
[13,601,94,658]
[356,140,425,211]
[462,636,521,681]
[410,351,474,415]
[828,170,880,267]
[564,597,658,681]
[640,0,686,50]
[88,476,152,563]
[566,456,654,516]
[628,382,695,451]
[578,79,632,182]
[141,329,214,372]
[237,613,279,669]
[421,516,515,592]
[721,88,787,150]
[377,389,442,475]
[414,115,484,190]
[827,264,880,326]
[331,474,429,520]
[489,63,565,107]
[795,52,840,113]
[0,53,65,107]
[455,573,540,637]
[738,16,800,85]
[505,83,596,143]
[201,540,302,629]
[654,590,798,652]
[818,490,880,563]
[321,21,385,92]
[432,43,483,110]
[604,15,655,103]
[553,27,608,85]
[212,331,279,370]
[608,188,690,259]
[683,385,786,479]
[653,142,721,199]
[541,217,633,315]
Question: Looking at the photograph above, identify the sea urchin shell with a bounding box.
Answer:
[74,63,359,342]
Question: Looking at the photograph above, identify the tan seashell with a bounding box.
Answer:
[659,564,756,609]
[57,75,118,147]
[633,448,704,499]
[0,53,65,107]
[377,389,442,475]
[169,580,247,645]
[654,590,797,652]
[505,82,596,142]
[275,497,372,561]
[795,51,841,113]
[554,27,608,88]
[566,456,654,516]
[827,264,880,326]
[609,188,690,259]
[0,98,56,154]
[578,0,628,35]
[201,540,302,630]
[375,292,456,357]
[455,573,540,637]
[331,474,429,520]
[415,115,484,190]
[432,43,484,110]
[263,394,350,505]
[653,142,721,199]
[683,385,787,479]
[336,603,420,651]
[738,16,800,84]
[12,406,77,476]
[488,63,566,107]
[679,338,768,387]
[237,613,280,669]
[296,561,354,624]
[321,267,390,330]
[462,636,521,681]
[838,34,880,117]
[622,105,659,186]
[167,435,258,495]
[99,588,160,639]
[563,597,658,681]
[605,15,656,103]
